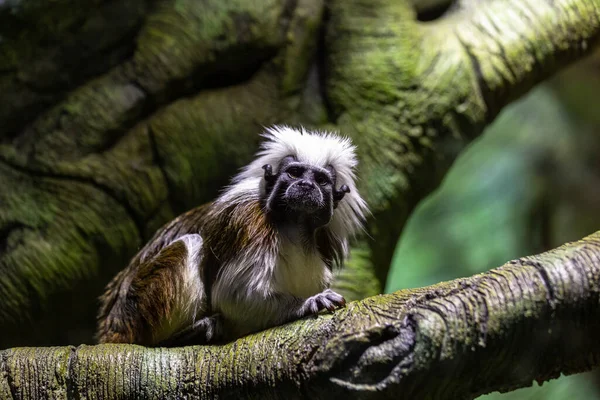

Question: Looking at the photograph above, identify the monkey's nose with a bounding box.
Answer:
[298,180,314,189]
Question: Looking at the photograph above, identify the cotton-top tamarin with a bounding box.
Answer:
[96,126,368,346]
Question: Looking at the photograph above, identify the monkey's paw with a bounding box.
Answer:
[158,315,222,347]
[298,289,346,317]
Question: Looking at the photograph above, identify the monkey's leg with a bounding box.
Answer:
[97,234,205,345]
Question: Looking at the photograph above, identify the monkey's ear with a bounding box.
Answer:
[262,164,277,196]
[262,164,276,183]
[333,185,350,208]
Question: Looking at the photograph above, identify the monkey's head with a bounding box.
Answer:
[227,126,368,238]
[261,155,350,228]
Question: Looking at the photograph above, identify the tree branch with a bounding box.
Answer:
[325,0,600,282]
[2,231,599,399]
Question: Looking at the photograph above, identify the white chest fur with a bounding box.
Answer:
[273,238,332,298]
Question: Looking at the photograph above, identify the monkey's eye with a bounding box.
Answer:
[287,166,303,179]
[315,173,330,186]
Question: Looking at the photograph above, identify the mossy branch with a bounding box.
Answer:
[2,231,600,399]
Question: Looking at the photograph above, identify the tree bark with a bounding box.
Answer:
[0,0,327,346]
[2,231,599,399]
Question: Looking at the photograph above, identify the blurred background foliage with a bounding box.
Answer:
[385,50,600,398]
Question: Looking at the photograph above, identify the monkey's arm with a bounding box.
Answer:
[152,286,340,346]
[213,278,346,339]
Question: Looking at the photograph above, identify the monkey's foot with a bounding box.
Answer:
[298,289,346,317]
[157,315,222,347]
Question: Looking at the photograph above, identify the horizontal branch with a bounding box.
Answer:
[2,231,600,399]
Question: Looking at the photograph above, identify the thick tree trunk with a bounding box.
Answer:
[2,231,600,399]
[1,0,600,396]
[0,0,327,346]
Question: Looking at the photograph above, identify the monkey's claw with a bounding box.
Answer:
[298,289,346,317]
[158,315,222,347]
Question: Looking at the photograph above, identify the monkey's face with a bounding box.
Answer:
[282,163,333,213]
[263,157,336,229]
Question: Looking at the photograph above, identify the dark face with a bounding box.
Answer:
[262,156,336,229]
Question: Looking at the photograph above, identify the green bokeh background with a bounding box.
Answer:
[385,55,600,399]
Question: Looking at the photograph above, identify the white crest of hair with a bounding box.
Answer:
[222,125,369,239]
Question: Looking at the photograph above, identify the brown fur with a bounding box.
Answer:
[203,200,278,277]
[97,195,341,345]
[96,205,210,344]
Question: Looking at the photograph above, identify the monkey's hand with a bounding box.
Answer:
[297,289,346,317]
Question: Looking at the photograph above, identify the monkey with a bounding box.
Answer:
[96,125,368,346]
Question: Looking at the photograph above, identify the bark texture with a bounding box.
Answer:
[325,0,600,282]
[0,0,328,346]
[1,231,599,399]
